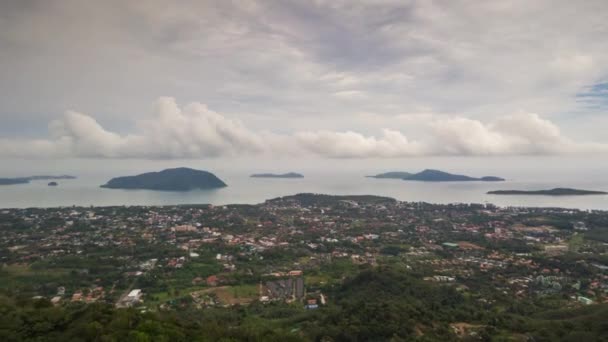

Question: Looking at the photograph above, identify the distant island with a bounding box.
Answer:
[366,172,413,179]
[0,178,29,185]
[405,169,505,182]
[368,169,504,182]
[251,172,304,178]
[0,175,76,186]
[48,182,58,186]
[100,167,227,191]
[488,188,608,196]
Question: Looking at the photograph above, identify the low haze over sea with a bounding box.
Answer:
[2,157,608,210]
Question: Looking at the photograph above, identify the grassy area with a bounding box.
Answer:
[229,284,258,298]
[305,274,331,286]
[147,285,206,306]
[0,264,70,290]
[568,233,584,252]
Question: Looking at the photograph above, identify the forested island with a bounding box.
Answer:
[488,188,608,196]
[100,167,227,191]
[368,169,504,182]
[0,175,76,186]
[251,172,304,178]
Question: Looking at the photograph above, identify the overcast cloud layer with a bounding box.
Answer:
[1,0,608,159]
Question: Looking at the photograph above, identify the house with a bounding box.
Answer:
[577,296,594,305]
[442,242,459,249]
[71,292,83,302]
[544,244,568,256]
[305,298,318,309]
[127,289,142,301]
[51,296,62,306]
[207,275,219,287]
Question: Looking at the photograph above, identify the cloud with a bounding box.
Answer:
[0,98,266,159]
[430,112,608,155]
[1,98,607,159]
[295,129,426,158]
[2,0,608,139]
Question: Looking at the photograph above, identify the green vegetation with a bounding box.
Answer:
[3,194,608,340]
[2,267,608,341]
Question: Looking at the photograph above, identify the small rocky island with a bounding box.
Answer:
[250,172,304,178]
[101,167,227,191]
[368,169,504,182]
[0,175,76,186]
[488,188,608,196]
[47,182,58,186]
[366,172,412,179]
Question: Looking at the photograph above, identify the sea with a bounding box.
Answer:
[2,156,608,210]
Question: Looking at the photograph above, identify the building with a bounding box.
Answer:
[544,244,568,256]
[264,276,305,302]
[128,289,142,301]
[577,296,593,305]
[206,275,219,287]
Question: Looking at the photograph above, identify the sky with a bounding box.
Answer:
[1,0,608,164]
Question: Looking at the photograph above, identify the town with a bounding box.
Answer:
[1,193,608,340]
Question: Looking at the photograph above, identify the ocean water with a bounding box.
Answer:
[2,167,608,210]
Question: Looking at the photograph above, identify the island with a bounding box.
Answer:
[47,182,58,186]
[0,175,77,186]
[100,167,227,191]
[488,188,608,196]
[404,169,505,182]
[0,178,29,185]
[366,171,413,179]
[368,169,504,182]
[250,172,304,178]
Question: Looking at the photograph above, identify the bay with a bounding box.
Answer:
[2,169,608,210]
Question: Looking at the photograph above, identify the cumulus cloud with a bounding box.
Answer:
[1,98,607,159]
[295,129,426,158]
[430,112,608,155]
[0,98,266,159]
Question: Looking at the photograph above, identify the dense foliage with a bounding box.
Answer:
[2,267,608,341]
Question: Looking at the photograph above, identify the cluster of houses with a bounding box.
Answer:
[2,195,608,311]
